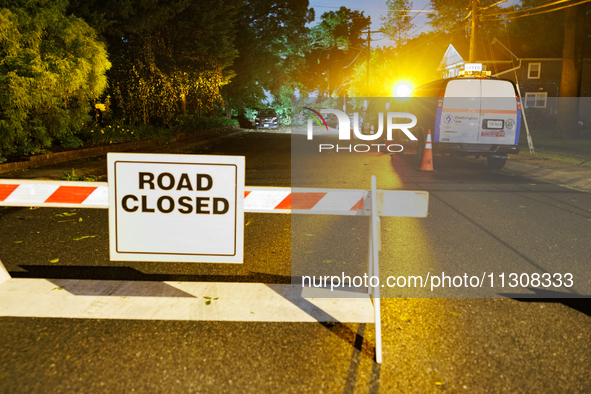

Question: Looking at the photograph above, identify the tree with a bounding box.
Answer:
[68,0,238,123]
[428,0,473,37]
[222,0,314,115]
[381,0,415,47]
[0,0,110,157]
[556,3,588,138]
[297,7,370,97]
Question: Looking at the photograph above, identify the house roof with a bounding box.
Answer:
[438,44,464,70]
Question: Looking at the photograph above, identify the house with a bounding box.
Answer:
[437,43,591,124]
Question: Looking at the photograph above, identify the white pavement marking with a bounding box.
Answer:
[0,279,375,323]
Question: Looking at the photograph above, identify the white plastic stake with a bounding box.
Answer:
[371,176,382,364]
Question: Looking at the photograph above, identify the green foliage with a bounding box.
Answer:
[61,169,97,181]
[296,7,370,97]
[0,0,111,157]
[223,0,314,113]
[381,0,414,47]
[82,123,175,145]
[69,0,238,125]
[58,134,84,148]
[309,6,368,50]
[77,116,236,147]
[170,116,238,133]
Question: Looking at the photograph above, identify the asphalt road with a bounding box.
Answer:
[1,131,590,393]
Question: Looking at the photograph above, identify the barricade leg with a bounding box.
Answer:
[0,259,11,285]
[370,176,383,364]
[368,217,373,295]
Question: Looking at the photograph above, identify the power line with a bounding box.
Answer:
[480,0,509,11]
[310,5,437,13]
[483,0,573,16]
[481,0,591,20]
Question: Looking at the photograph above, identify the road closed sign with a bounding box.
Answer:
[107,153,245,263]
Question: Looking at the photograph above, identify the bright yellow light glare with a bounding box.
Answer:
[394,82,413,98]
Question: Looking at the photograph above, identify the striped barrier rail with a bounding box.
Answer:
[0,177,430,364]
[0,180,428,217]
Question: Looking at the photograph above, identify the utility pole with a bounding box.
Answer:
[469,0,478,62]
[367,29,371,97]
[365,29,381,97]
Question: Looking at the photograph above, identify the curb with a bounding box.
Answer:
[0,127,237,174]
[502,156,591,193]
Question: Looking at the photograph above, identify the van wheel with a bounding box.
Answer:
[487,156,507,169]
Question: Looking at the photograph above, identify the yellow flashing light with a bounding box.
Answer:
[393,81,413,98]
[458,70,491,78]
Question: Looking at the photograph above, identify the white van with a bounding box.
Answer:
[406,72,522,169]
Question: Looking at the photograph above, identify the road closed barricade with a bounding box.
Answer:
[0,153,429,364]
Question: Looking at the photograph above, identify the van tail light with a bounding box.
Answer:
[438,92,444,108]
[516,96,521,110]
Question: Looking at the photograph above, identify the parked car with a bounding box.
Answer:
[255,109,279,129]
[405,70,521,169]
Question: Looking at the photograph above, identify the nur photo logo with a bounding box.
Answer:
[303,108,418,153]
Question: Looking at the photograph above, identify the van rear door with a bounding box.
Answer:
[439,80,481,144]
[478,80,519,145]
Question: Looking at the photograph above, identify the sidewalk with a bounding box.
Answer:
[502,154,591,193]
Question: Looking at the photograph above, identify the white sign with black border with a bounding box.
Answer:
[108,153,244,263]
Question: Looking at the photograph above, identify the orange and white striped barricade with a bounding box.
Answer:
[0,177,429,363]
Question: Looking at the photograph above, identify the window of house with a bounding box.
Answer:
[525,92,547,108]
[527,63,541,79]
[449,68,455,77]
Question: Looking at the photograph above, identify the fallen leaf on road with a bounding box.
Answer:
[13,241,22,243]
[72,235,98,241]
[449,312,460,316]
[50,258,59,263]
[51,287,62,291]
[56,212,76,217]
